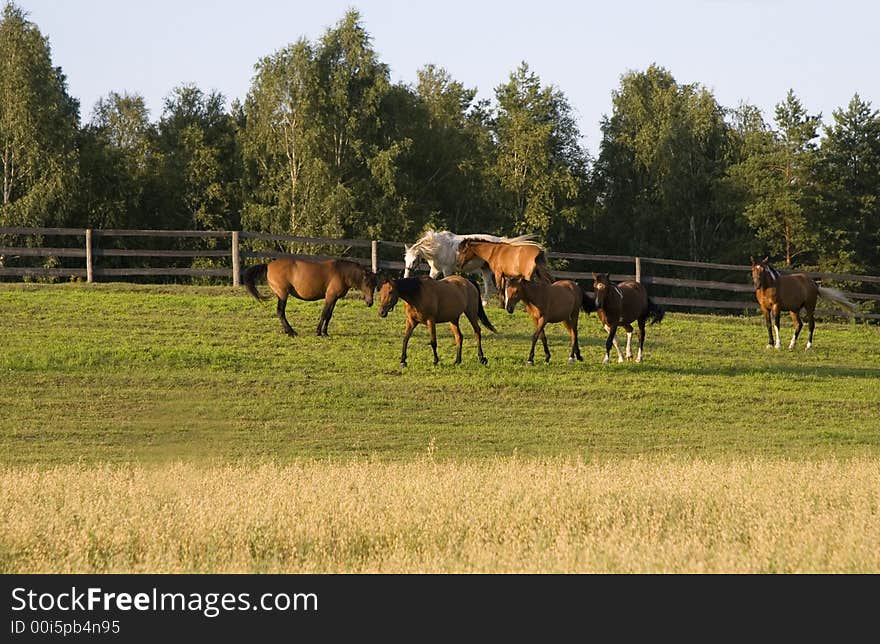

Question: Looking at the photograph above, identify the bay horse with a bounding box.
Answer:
[750,256,857,350]
[504,277,596,365]
[378,275,496,367]
[403,229,536,304]
[243,257,377,337]
[455,239,553,297]
[592,273,664,364]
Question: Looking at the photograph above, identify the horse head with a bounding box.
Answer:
[455,239,477,268]
[403,244,418,278]
[504,276,525,314]
[592,273,612,309]
[361,269,378,307]
[750,256,772,289]
[378,273,399,318]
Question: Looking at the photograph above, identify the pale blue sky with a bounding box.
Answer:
[15,0,880,154]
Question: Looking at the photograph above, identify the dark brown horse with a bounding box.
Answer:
[504,277,595,365]
[592,273,664,364]
[750,256,857,350]
[455,239,553,294]
[378,275,496,367]
[243,257,377,337]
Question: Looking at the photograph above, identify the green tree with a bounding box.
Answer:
[490,62,587,243]
[729,90,821,266]
[0,2,78,229]
[156,84,242,232]
[594,65,740,260]
[815,94,880,273]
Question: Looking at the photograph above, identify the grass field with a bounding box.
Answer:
[2,283,879,572]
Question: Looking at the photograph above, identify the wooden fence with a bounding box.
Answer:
[2,226,879,319]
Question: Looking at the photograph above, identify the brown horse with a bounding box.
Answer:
[750,256,857,350]
[243,257,377,337]
[455,239,553,295]
[504,277,596,365]
[378,275,496,367]
[592,273,664,364]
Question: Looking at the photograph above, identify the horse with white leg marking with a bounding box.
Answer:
[503,277,595,365]
[403,229,535,304]
[750,256,857,350]
[592,273,664,364]
[378,274,496,367]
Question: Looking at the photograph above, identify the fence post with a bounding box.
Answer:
[231,231,240,287]
[85,228,93,283]
[371,240,379,273]
[634,256,641,283]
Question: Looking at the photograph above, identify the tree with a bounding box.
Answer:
[815,94,880,273]
[490,62,587,244]
[0,2,78,228]
[155,84,242,232]
[594,65,741,260]
[729,90,821,266]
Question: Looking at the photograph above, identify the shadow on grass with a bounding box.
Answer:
[643,362,879,379]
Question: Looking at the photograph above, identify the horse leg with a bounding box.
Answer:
[805,305,816,350]
[527,318,547,365]
[603,325,620,365]
[565,318,581,364]
[761,307,773,348]
[788,310,803,350]
[540,328,551,363]
[317,295,338,336]
[449,320,463,365]
[400,319,417,367]
[636,318,646,363]
[467,312,488,365]
[427,320,440,365]
[603,324,624,363]
[276,296,297,337]
[772,305,782,349]
[480,267,495,306]
[623,323,634,360]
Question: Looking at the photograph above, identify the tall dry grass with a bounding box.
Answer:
[2,457,879,573]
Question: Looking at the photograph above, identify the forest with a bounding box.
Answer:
[2,3,879,275]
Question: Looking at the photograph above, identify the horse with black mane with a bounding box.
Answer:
[243,257,377,337]
[750,256,857,350]
[592,273,664,364]
[378,275,496,367]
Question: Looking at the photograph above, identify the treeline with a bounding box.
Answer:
[2,3,879,275]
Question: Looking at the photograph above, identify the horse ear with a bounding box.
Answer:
[750,256,755,266]
[592,272,598,279]
[762,256,769,264]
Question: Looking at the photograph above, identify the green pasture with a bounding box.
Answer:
[1,283,878,464]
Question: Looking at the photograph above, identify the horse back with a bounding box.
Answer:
[430,276,476,322]
[266,257,336,301]
[541,280,581,322]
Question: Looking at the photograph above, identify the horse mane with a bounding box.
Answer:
[461,237,543,249]
[393,277,423,302]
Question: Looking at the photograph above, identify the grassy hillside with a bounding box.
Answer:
[2,283,878,464]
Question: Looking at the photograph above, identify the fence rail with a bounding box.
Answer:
[2,226,878,319]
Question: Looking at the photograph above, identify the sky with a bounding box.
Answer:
[14,0,880,155]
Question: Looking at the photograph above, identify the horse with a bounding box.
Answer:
[592,273,664,364]
[455,239,553,297]
[378,275,496,367]
[750,256,857,350]
[242,257,377,337]
[403,229,536,304]
[503,277,596,365]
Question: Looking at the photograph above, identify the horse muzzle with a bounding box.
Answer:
[506,302,516,314]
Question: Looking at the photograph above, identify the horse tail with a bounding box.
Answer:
[581,286,596,314]
[243,263,269,301]
[477,298,498,333]
[533,253,554,284]
[817,286,858,318]
[646,297,665,325]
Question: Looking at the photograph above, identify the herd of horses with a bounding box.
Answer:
[242,229,858,367]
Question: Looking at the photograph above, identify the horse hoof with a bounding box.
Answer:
[617,357,624,363]
[568,357,575,365]
[636,357,643,363]
[399,361,407,368]
[285,329,298,337]
[526,360,534,366]
[545,357,551,364]
[602,357,609,365]
[480,357,488,365]
[765,344,773,349]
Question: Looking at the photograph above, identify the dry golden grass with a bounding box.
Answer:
[2,457,879,573]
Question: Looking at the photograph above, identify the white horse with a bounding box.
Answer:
[403,229,535,305]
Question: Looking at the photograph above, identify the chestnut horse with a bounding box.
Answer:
[378,275,496,367]
[592,273,664,364]
[504,277,595,365]
[750,256,857,350]
[455,239,553,295]
[243,257,377,337]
